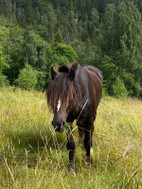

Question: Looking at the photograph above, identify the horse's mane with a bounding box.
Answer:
[46,70,82,112]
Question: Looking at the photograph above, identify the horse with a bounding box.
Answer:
[46,61,103,171]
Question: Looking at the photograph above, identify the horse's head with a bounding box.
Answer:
[51,99,67,132]
[47,62,79,132]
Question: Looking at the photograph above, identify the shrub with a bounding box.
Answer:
[35,71,46,91]
[102,83,108,96]
[15,64,37,90]
[112,77,128,98]
[0,73,9,87]
[52,54,70,66]
[55,43,78,62]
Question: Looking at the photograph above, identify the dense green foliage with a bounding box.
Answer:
[0,0,142,97]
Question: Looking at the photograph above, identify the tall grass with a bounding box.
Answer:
[0,87,142,188]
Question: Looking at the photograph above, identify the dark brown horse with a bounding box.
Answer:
[47,61,103,170]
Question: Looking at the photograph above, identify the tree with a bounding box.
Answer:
[112,77,128,98]
[99,2,142,96]
[2,18,25,84]
[40,2,57,42]
[23,28,54,79]
[0,25,10,73]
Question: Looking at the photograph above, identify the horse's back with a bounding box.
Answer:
[82,65,103,82]
[81,64,103,109]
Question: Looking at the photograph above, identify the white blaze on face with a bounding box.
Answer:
[57,99,61,112]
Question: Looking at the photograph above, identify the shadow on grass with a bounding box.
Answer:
[10,124,67,149]
[0,123,68,167]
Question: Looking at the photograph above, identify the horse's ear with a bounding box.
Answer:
[69,61,78,71]
[51,67,57,80]
[68,69,75,81]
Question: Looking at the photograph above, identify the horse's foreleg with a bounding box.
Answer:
[66,130,75,171]
[78,128,85,143]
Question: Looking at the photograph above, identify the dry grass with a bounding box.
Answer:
[0,87,142,188]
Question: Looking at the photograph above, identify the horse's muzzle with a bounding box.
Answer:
[52,121,65,132]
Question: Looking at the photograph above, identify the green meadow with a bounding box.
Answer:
[0,87,142,189]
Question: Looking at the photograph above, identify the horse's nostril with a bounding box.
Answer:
[63,122,65,126]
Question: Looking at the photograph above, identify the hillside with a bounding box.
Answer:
[0,0,142,97]
[0,87,142,188]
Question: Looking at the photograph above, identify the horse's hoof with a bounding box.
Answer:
[86,156,93,164]
[68,164,76,174]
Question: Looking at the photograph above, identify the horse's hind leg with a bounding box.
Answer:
[84,119,94,163]
[84,130,93,163]
[66,127,75,171]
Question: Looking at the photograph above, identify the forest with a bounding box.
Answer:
[0,0,142,97]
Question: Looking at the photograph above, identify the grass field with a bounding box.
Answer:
[0,87,142,189]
